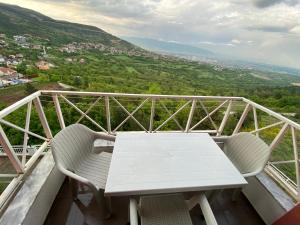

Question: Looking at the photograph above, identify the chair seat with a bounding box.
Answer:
[75,152,112,190]
[140,194,193,225]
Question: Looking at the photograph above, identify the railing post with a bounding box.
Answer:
[291,126,300,201]
[0,125,23,173]
[104,96,111,134]
[185,99,196,132]
[33,96,53,139]
[233,103,252,134]
[52,94,65,129]
[22,101,32,166]
[218,100,232,136]
[149,98,156,132]
[253,107,259,137]
[269,123,289,152]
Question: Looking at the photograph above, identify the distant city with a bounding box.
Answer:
[123,37,300,77]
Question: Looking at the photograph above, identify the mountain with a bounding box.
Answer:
[123,37,214,58]
[0,3,135,50]
[124,37,300,77]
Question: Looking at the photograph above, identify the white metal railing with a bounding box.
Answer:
[0,90,299,208]
[0,145,48,156]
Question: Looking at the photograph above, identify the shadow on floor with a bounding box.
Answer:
[44,179,265,225]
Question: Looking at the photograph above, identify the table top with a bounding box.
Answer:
[105,132,247,196]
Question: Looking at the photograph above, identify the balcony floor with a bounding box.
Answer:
[44,179,265,225]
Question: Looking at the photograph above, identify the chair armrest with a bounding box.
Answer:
[130,198,139,225]
[242,168,262,178]
[93,139,114,153]
[59,166,94,187]
[94,132,116,141]
[212,136,228,143]
[197,194,218,225]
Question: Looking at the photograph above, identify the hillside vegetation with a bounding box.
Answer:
[0,3,299,117]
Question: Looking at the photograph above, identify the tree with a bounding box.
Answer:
[16,62,27,74]
[73,76,82,87]
[147,83,162,94]
[83,76,89,88]
[25,83,37,95]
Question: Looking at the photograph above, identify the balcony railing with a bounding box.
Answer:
[0,90,299,209]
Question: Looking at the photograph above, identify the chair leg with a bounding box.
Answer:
[94,189,112,219]
[69,178,78,200]
[231,188,241,202]
[105,196,112,216]
[207,189,222,204]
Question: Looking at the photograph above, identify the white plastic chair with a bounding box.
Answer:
[129,194,218,225]
[214,132,270,178]
[51,124,115,218]
[214,132,271,201]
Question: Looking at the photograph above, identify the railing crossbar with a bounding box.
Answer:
[198,100,218,132]
[112,97,148,132]
[112,98,149,133]
[155,101,191,132]
[61,95,107,133]
[76,97,102,124]
[250,121,285,134]
[190,100,227,131]
[0,119,48,141]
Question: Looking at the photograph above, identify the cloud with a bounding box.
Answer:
[247,25,291,32]
[231,39,241,44]
[252,0,299,8]
[1,0,300,69]
[85,0,158,18]
[290,25,300,33]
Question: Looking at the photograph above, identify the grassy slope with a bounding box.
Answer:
[0,82,63,107]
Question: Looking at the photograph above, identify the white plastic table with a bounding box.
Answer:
[105,133,247,196]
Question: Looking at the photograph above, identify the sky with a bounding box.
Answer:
[1,0,300,69]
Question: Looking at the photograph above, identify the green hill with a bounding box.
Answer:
[0,3,135,49]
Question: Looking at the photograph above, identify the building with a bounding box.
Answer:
[32,44,42,50]
[13,35,27,44]
[65,58,73,62]
[0,67,20,81]
[35,61,50,70]
[0,79,13,87]
[0,40,6,48]
[16,54,24,58]
[0,67,17,77]
[0,55,5,64]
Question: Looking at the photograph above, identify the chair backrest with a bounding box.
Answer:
[51,124,95,171]
[225,132,270,175]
